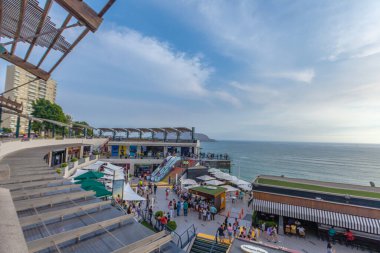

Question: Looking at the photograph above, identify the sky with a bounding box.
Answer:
[1,0,380,143]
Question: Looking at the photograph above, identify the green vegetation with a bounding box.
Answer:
[1,127,12,134]
[60,163,68,168]
[166,220,177,231]
[190,186,226,196]
[71,157,78,162]
[56,168,62,175]
[258,220,277,228]
[154,210,164,219]
[257,178,380,199]
[31,99,70,134]
[74,121,93,136]
[141,220,156,232]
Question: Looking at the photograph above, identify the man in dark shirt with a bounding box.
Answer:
[217,225,225,243]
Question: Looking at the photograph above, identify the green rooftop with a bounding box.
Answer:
[190,186,226,196]
[257,178,380,199]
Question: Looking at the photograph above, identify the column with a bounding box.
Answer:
[99,129,103,137]
[15,115,20,138]
[65,148,69,162]
[164,146,168,156]
[278,215,284,235]
[80,146,84,158]
[139,131,142,139]
[137,146,141,157]
[176,132,180,142]
[126,131,129,139]
[191,127,195,140]
[27,119,32,138]
[0,106,2,129]
[164,131,168,141]
[112,131,116,140]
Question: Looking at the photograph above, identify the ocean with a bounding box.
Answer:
[201,141,380,186]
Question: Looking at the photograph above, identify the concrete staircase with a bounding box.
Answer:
[190,237,229,253]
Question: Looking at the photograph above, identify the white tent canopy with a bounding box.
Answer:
[230,178,251,186]
[221,185,239,192]
[214,172,233,181]
[208,168,221,173]
[181,179,197,185]
[69,169,88,179]
[84,161,105,171]
[123,183,146,201]
[104,163,124,172]
[205,179,224,186]
[196,175,215,181]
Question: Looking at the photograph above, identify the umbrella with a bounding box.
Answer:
[81,184,112,197]
[80,180,104,189]
[74,171,104,180]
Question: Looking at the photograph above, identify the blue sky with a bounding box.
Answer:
[2,0,380,143]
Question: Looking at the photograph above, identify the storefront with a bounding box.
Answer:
[134,163,158,178]
[68,146,81,160]
[189,186,226,212]
[51,149,66,166]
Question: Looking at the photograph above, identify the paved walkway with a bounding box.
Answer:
[148,187,362,253]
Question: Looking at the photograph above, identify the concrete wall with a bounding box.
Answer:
[64,155,100,178]
[0,138,108,160]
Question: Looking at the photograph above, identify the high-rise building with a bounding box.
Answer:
[2,65,57,133]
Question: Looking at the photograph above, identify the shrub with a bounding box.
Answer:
[154,210,164,219]
[166,220,177,231]
[258,220,277,228]
[92,150,99,155]
[61,163,68,168]
[70,157,78,162]
[56,168,62,175]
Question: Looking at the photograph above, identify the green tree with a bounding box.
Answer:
[31,99,69,133]
[1,127,12,133]
[73,121,93,136]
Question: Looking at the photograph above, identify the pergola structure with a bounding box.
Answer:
[0,0,115,137]
[0,0,115,81]
[98,127,195,141]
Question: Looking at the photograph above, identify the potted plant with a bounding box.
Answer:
[166,220,177,231]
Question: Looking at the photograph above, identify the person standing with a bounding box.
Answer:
[327,242,336,253]
[217,225,225,243]
[165,187,169,200]
[227,223,233,243]
[328,226,336,243]
[183,201,189,216]
[173,198,177,217]
[168,201,173,218]
[210,205,217,220]
[148,206,153,224]
[177,200,181,216]
[153,183,157,195]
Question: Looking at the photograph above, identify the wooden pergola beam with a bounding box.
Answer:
[24,0,53,61]
[11,184,80,199]
[2,179,68,191]
[14,190,95,211]
[0,174,59,185]
[54,0,103,32]
[10,0,28,55]
[112,231,167,253]
[19,200,111,227]
[0,53,50,81]
[129,235,173,253]
[27,214,134,253]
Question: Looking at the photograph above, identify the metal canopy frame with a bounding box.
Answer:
[0,0,116,81]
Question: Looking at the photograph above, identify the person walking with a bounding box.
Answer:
[173,199,177,217]
[148,206,153,224]
[165,187,169,200]
[168,201,174,218]
[153,183,157,195]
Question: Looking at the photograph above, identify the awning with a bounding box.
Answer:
[253,199,380,235]
[205,180,224,186]
[196,175,215,181]
[123,183,146,201]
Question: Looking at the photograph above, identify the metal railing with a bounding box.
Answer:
[139,209,197,249]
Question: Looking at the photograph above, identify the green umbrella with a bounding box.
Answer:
[81,184,112,197]
[74,171,104,180]
[80,180,104,190]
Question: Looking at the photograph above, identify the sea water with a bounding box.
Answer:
[201,141,380,186]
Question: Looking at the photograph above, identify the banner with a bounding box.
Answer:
[112,179,124,202]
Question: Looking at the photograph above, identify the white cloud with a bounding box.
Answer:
[213,90,242,108]
[268,69,315,83]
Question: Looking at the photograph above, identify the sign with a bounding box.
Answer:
[119,145,127,156]
[112,179,124,202]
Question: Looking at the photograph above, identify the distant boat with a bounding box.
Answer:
[240,244,268,253]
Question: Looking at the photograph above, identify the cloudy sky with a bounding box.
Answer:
[1,0,380,143]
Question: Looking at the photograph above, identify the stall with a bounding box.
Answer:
[189,186,226,212]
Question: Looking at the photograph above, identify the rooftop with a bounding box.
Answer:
[255,175,380,200]
[190,185,226,196]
